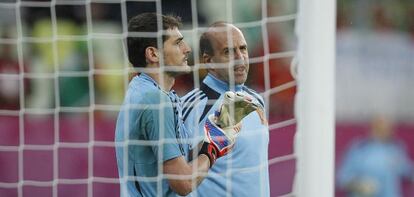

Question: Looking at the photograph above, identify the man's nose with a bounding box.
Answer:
[183,42,191,54]
[233,49,243,60]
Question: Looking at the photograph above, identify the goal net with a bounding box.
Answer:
[0,0,334,197]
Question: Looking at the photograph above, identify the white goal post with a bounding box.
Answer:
[294,0,336,196]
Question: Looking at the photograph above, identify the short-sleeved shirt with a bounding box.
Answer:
[337,138,414,197]
[115,73,189,197]
[181,73,270,197]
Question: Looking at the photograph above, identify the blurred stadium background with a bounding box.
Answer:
[0,0,413,196]
[335,0,414,196]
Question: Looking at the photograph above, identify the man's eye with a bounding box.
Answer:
[176,39,184,45]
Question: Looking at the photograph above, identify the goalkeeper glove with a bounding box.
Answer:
[199,91,262,166]
[215,91,263,128]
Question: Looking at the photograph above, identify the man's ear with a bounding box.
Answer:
[202,52,212,64]
[145,46,159,64]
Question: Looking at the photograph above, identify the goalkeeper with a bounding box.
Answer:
[182,22,270,197]
[114,13,257,197]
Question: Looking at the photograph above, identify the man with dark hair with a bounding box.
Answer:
[127,13,185,69]
[182,22,270,196]
[115,13,258,197]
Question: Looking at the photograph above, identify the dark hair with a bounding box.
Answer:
[199,21,229,58]
[127,12,182,67]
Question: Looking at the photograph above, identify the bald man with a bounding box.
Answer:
[182,22,270,197]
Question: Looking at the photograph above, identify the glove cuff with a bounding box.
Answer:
[198,142,218,167]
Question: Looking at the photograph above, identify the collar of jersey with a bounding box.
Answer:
[203,73,244,93]
[138,73,175,95]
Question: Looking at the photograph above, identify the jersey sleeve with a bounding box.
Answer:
[394,142,414,179]
[336,141,363,188]
[184,97,218,149]
[182,89,209,148]
[143,101,183,162]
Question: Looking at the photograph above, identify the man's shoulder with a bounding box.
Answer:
[242,86,262,98]
[242,86,265,107]
[181,88,206,103]
[127,80,169,104]
[181,88,209,122]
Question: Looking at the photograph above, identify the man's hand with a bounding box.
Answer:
[198,91,262,166]
[215,91,260,129]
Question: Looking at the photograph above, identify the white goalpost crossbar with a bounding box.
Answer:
[294,0,336,196]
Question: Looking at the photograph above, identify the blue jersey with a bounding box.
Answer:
[337,138,414,197]
[115,73,189,197]
[182,73,270,197]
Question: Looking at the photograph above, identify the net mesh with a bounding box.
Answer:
[0,0,297,196]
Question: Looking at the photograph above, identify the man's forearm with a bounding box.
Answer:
[189,154,211,186]
[163,155,210,195]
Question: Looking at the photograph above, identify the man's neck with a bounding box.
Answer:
[147,72,175,92]
[205,72,244,92]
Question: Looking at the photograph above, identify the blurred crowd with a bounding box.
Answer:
[336,0,414,122]
[0,0,297,122]
[337,0,414,33]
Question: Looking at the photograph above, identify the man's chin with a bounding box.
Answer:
[235,76,247,85]
[167,66,191,77]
